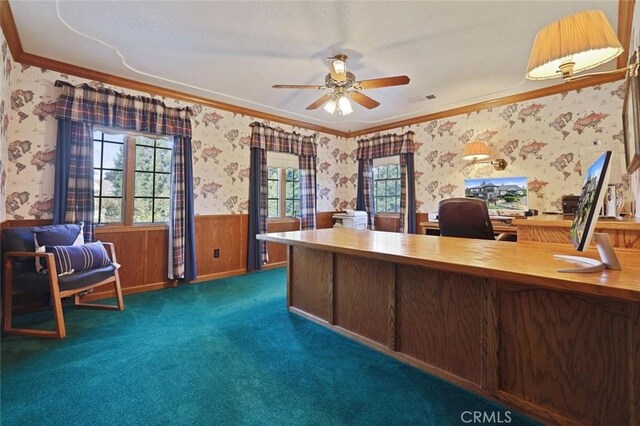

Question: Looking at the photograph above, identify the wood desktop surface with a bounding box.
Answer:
[258,228,640,302]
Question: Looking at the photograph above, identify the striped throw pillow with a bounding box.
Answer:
[41,242,112,276]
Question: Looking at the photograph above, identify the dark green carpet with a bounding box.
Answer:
[1,268,539,425]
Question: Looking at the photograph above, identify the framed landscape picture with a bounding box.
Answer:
[622,49,640,174]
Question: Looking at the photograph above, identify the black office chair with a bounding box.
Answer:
[438,198,508,241]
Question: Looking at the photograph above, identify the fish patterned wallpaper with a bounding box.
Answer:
[354,81,632,215]
[0,31,10,223]
[1,53,355,220]
[0,23,636,221]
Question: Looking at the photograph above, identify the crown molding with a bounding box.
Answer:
[0,0,21,59]
[0,1,349,138]
[16,51,351,138]
[617,0,636,68]
[0,0,635,139]
[347,73,625,138]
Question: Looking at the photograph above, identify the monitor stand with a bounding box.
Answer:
[554,233,622,273]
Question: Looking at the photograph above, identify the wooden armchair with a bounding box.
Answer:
[1,227,124,339]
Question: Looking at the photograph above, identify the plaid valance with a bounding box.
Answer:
[250,122,317,157]
[357,131,415,159]
[55,81,193,138]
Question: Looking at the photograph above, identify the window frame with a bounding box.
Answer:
[373,160,401,214]
[284,167,301,218]
[93,128,172,227]
[267,166,281,218]
[266,152,301,220]
[267,166,301,219]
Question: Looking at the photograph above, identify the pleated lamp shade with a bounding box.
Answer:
[526,9,623,80]
[462,141,491,161]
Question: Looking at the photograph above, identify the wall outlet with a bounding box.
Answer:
[214,249,220,258]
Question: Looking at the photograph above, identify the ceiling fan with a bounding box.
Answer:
[272,54,410,115]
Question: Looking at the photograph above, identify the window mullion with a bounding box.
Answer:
[123,136,136,226]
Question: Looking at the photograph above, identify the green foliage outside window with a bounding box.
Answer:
[267,166,279,218]
[285,168,301,217]
[373,164,401,213]
[94,131,172,224]
[267,166,301,218]
[133,136,171,223]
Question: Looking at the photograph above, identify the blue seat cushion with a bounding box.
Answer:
[11,265,118,293]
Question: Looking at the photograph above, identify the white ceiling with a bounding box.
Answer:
[10,0,622,133]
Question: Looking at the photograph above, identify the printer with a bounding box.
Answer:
[332,210,368,230]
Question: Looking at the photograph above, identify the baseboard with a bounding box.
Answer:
[82,268,249,302]
[263,262,287,269]
[191,269,248,283]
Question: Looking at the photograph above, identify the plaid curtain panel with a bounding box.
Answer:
[249,122,317,156]
[357,131,416,233]
[55,81,195,280]
[65,121,95,242]
[170,136,187,279]
[356,131,415,160]
[248,122,317,267]
[399,154,409,233]
[259,150,269,263]
[55,81,192,138]
[298,155,317,230]
[360,159,374,230]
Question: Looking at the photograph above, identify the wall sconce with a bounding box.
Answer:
[526,9,626,81]
[463,141,507,170]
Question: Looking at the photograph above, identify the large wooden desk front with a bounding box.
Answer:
[258,228,640,425]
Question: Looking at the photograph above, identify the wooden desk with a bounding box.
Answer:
[258,229,640,425]
[515,215,640,249]
[419,220,517,236]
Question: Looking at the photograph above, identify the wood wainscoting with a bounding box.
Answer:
[1,211,334,306]
[375,213,427,233]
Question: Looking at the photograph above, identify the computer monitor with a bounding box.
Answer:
[555,151,621,272]
[463,176,528,214]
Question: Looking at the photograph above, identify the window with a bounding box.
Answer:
[284,168,301,217]
[93,129,172,225]
[267,166,301,218]
[373,163,401,213]
[267,166,280,218]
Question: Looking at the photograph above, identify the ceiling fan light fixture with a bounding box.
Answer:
[323,99,337,114]
[332,59,346,75]
[337,94,353,115]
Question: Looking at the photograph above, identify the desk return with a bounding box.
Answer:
[515,216,640,249]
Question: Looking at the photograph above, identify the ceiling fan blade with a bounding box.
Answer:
[328,55,347,82]
[356,75,410,90]
[350,91,380,109]
[306,93,334,110]
[272,84,325,89]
